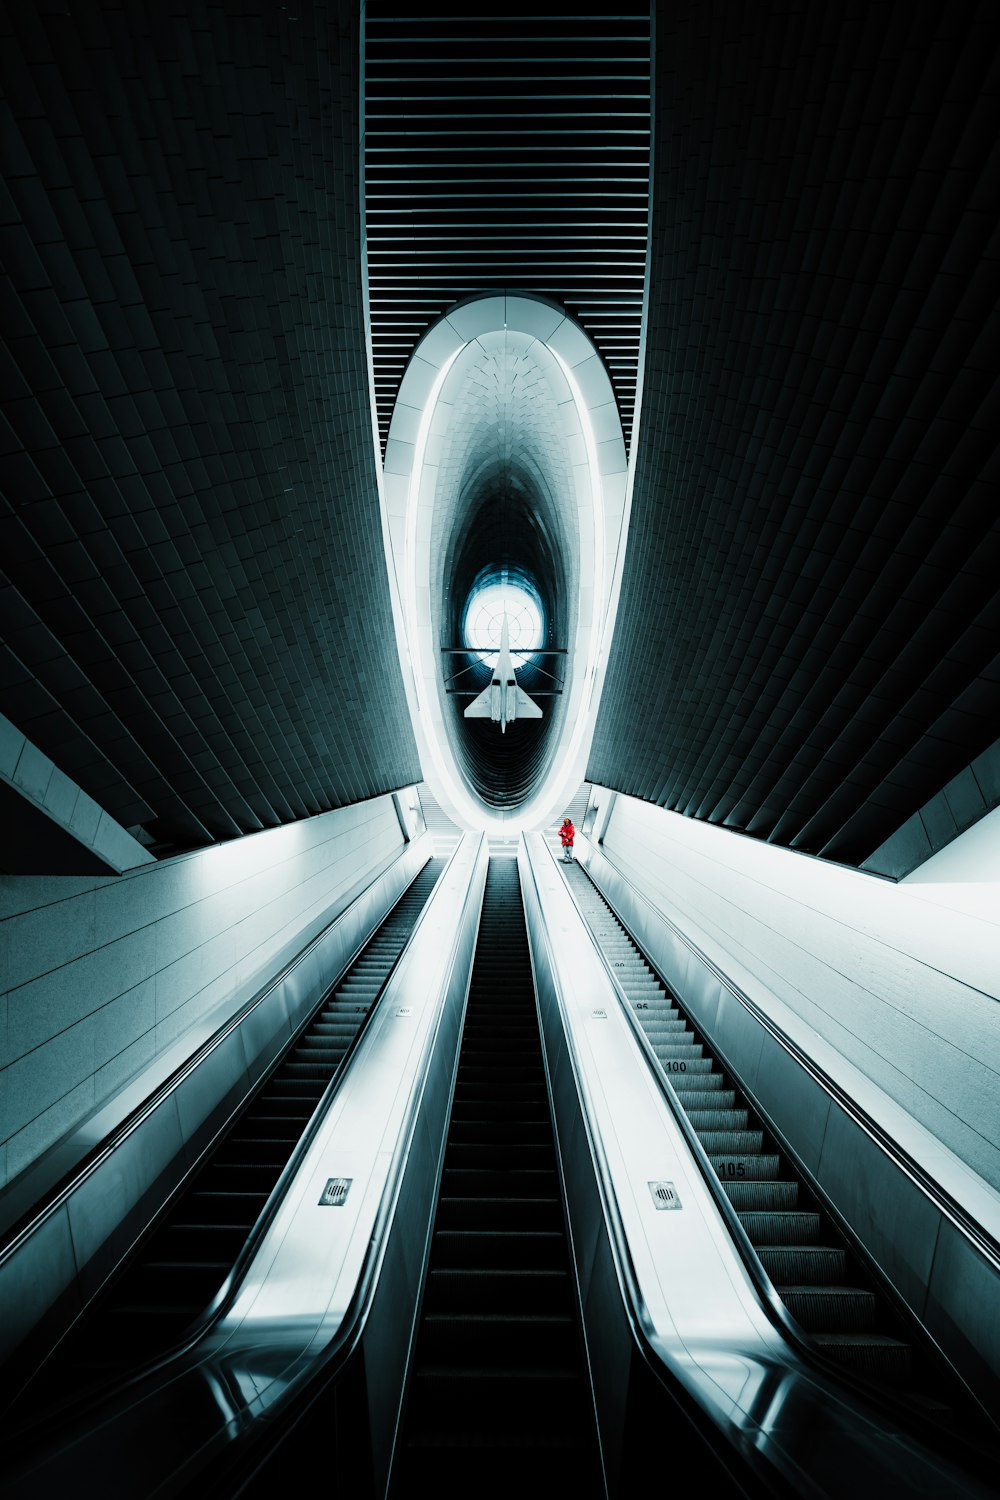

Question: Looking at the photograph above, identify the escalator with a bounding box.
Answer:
[392,858,602,1498]
[561,859,978,1426]
[10,858,445,1421]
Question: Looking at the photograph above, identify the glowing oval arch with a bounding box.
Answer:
[381,294,629,834]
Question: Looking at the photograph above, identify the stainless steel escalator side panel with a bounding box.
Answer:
[576,835,1000,1424]
[0,832,489,1500]
[0,832,433,1394]
[518,833,995,1500]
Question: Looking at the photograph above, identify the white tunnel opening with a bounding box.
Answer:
[380,293,631,834]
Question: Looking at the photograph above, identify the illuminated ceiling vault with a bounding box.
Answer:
[381,294,629,830]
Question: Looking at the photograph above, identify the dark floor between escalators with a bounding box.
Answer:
[562,861,992,1447]
[393,858,603,1499]
[8,859,444,1424]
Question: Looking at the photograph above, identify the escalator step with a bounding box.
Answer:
[657,1057,714,1074]
[189,1191,269,1224]
[779,1286,878,1331]
[709,1154,781,1180]
[452,1080,548,1103]
[419,1312,578,1367]
[695,1130,765,1153]
[670,1074,727,1093]
[685,1109,750,1130]
[654,1042,705,1059]
[450,1100,551,1123]
[678,1089,736,1109]
[160,1223,251,1246]
[757,1246,846,1282]
[19,861,448,1410]
[425,1267,571,1316]
[447,1121,554,1145]
[738,1211,820,1244]
[201,1165,282,1191]
[566,861,942,1413]
[434,1196,565,1232]
[722,1180,799,1210]
[213,1141,301,1167]
[405,1367,586,1441]
[445,1143,555,1169]
[441,1168,557,1198]
[432,1231,566,1271]
[812,1333,913,1378]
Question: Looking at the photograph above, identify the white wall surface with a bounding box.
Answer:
[0,795,407,1188]
[596,792,1000,1196]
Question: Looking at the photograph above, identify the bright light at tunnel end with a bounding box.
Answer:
[462,579,544,663]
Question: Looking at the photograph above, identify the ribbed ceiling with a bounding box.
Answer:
[588,1,1000,872]
[364,2,651,456]
[0,0,420,854]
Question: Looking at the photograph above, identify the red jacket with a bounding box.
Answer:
[560,821,575,846]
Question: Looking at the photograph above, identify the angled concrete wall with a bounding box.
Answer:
[593,791,1000,1201]
[0,795,407,1189]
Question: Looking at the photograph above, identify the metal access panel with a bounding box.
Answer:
[319,1177,353,1207]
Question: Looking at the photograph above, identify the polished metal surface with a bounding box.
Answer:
[577,834,1000,1422]
[519,832,995,1498]
[1,832,489,1498]
[0,832,432,1387]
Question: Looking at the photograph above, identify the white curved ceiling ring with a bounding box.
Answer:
[381,293,631,834]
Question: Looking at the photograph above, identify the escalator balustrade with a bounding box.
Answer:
[15,859,444,1412]
[564,863,938,1391]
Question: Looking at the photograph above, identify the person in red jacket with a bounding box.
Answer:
[559,817,576,862]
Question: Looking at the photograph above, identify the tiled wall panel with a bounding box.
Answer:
[0,794,404,1186]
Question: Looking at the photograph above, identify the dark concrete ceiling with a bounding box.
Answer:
[0,0,419,853]
[588,0,1000,874]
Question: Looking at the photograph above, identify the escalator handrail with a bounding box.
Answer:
[580,836,1000,1275]
[143,844,458,1366]
[519,838,810,1499]
[519,840,692,1364]
[549,842,813,1360]
[0,833,435,1273]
